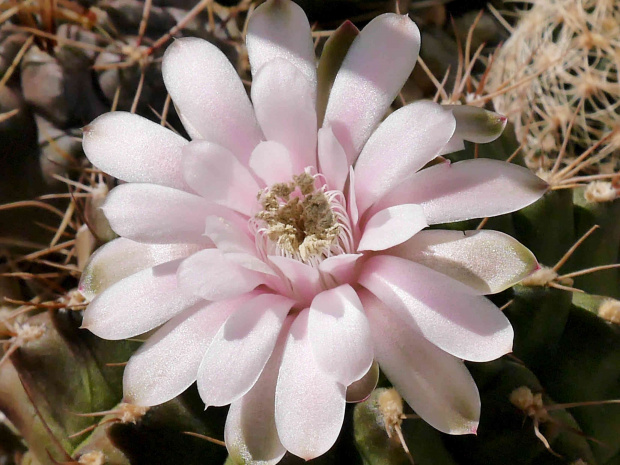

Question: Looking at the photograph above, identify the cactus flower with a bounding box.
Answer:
[80,1,547,462]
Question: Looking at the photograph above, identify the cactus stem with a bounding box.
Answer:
[553,225,599,272]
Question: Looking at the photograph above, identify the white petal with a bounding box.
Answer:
[354,101,456,214]
[374,159,548,224]
[204,216,255,255]
[318,126,349,192]
[268,255,321,305]
[358,255,513,362]
[83,112,190,191]
[79,238,201,301]
[246,0,316,93]
[102,183,238,244]
[123,297,249,406]
[324,13,420,163]
[346,361,379,403]
[318,253,363,286]
[388,229,539,294]
[225,317,292,465]
[275,309,346,460]
[82,259,200,340]
[249,141,294,186]
[251,59,317,171]
[182,141,260,216]
[162,38,262,163]
[177,249,267,301]
[357,204,427,252]
[198,294,294,407]
[361,289,480,435]
[308,285,373,385]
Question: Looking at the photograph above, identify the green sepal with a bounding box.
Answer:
[316,20,359,126]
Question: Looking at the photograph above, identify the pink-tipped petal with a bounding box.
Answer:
[324,13,420,163]
[275,309,346,460]
[268,255,321,305]
[357,204,427,252]
[251,59,317,171]
[83,112,189,191]
[354,101,456,213]
[346,360,379,403]
[177,249,267,301]
[318,253,362,286]
[198,293,294,407]
[249,141,295,186]
[361,289,480,435]
[375,159,548,224]
[246,0,316,93]
[102,183,238,244]
[388,229,539,294]
[123,296,249,406]
[308,285,373,385]
[182,141,260,216]
[318,126,349,192]
[359,255,513,362]
[225,318,291,465]
[79,238,201,301]
[162,38,262,163]
[82,259,200,340]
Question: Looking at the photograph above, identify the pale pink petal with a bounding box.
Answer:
[79,238,202,301]
[374,159,548,224]
[82,259,200,340]
[123,296,249,406]
[204,216,255,255]
[275,309,346,460]
[354,101,456,214]
[246,0,316,93]
[102,183,238,244]
[249,141,294,186]
[318,253,362,286]
[225,317,292,465]
[251,59,317,171]
[388,230,539,294]
[226,253,279,278]
[348,167,359,228]
[357,204,427,252]
[162,38,262,163]
[361,289,480,435]
[308,285,373,385]
[182,141,260,216]
[83,112,190,191]
[323,14,420,163]
[346,361,379,403]
[318,126,349,192]
[177,249,267,301]
[198,293,294,407]
[268,255,321,305]
[358,255,513,362]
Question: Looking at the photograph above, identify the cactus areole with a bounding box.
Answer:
[79,0,547,462]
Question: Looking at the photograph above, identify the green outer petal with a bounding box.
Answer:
[316,20,359,126]
[443,105,507,143]
[387,229,539,294]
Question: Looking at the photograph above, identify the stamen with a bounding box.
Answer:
[250,171,354,266]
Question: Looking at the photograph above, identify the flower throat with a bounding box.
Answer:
[252,172,353,265]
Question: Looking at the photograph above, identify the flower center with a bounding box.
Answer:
[251,171,353,265]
